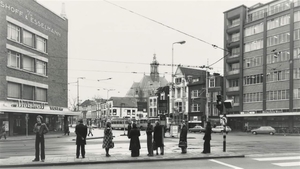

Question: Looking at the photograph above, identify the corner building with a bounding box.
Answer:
[0,0,73,136]
[224,0,300,131]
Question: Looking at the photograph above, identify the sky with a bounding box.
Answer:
[36,0,270,103]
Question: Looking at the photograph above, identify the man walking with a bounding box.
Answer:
[75,119,87,158]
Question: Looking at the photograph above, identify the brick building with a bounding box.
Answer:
[0,0,75,136]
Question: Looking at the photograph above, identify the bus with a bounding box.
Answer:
[138,118,160,130]
[110,118,138,130]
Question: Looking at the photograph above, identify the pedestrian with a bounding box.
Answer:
[129,123,141,157]
[146,120,154,156]
[75,119,87,158]
[32,115,49,162]
[88,124,93,136]
[64,123,70,136]
[202,121,212,154]
[127,120,132,139]
[153,121,164,155]
[0,123,7,140]
[102,121,114,157]
[178,120,188,154]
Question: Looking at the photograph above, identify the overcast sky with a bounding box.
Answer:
[36,0,270,103]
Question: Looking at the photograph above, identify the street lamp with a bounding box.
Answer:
[77,77,85,111]
[171,41,186,124]
[103,88,115,100]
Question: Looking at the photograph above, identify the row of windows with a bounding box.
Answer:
[7,23,47,53]
[229,18,240,28]
[267,69,290,82]
[8,82,47,102]
[191,90,202,98]
[245,23,264,37]
[244,39,263,52]
[268,0,290,16]
[267,32,290,47]
[7,50,47,76]
[244,74,263,85]
[229,63,240,71]
[247,9,266,22]
[267,14,290,30]
[229,79,239,87]
[244,56,262,68]
[267,49,290,64]
[267,89,289,101]
[244,92,263,103]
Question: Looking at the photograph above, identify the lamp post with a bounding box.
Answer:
[77,77,85,111]
[103,88,115,100]
[171,41,186,124]
[120,103,126,136]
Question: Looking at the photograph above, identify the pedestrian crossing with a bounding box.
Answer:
[253,156,300,167]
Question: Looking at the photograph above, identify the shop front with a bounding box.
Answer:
[0,100,79,136]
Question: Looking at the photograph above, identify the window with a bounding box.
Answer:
[7,50,20,68]
[294,68,300,79]
[36,87,47,102]
[244,39,263,52]
[230,18,240,27]
[244,74,263,85]
[36,36,47,53]
[36,60,47,75]
[7,23,20,42]
[267,14,290,30]
[22,55,35,72]
[160,93,165,100]
[23,85,34,100]
[267,69,289,82]
[245,23,263,36]
[294,88,300,99]
[127,110,131,115]
[295,11,300,22]
[192,104,200,112]
[244,92,263,102]
[267,32,290,47]
[209,78,215,87]
[132,110,136,115]
[231,47,240,56]
[295,29,300,40]
[229,79,239,87]
[7,82,21,98]
[230,63,240,70]
[267,90,289,100]
[154,99,157,106]
[175,78,182,84]
[23,30,34,47]
[294,47,300,59]
[267,49,290,63]
[175,102,182,112]
[247,9,266,22]
[268,1,290,16]
[192,90,201,98]
[231,33,240,42]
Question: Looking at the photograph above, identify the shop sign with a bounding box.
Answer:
[11,100,45,109]
[49,106,63,111]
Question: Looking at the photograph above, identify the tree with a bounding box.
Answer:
[68,96,77,111]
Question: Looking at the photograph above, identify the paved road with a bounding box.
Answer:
[1,155,299,169]
[0,128,299,158]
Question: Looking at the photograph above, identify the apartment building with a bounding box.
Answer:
[223,0,300,131]
[0,0,74,136]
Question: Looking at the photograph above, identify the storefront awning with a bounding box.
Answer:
[0,107,80,116]
[226,112,300,117]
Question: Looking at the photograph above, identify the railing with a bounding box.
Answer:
[228,23,240,28]
[227,69,240,75]
[227,86,240,92]
[228,54,239,59]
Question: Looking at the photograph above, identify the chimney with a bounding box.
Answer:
[60,2,67,19]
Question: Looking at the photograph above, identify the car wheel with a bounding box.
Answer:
[270,132,274,135]
[252,131,257,135]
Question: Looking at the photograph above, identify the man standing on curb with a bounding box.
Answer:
[32,115,49,162]
[146,120,154,156]
[75,119,87,158]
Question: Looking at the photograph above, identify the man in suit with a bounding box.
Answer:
[75,119,87,158]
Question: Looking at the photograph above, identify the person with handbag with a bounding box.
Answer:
[153,121,164,155]
[32,115,49,162]
[178,120,188,154]
[129,123,141,157]
[75,119,87,158]
[102,121,114,157]
[146,120,154,156]
[202,121,212,154]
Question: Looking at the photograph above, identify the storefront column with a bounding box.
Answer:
[289,116,294,131]
[25,114,29,137]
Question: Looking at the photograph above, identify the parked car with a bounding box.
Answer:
[189,126,205,133]
[251,126,276,135]
[212,126,232,133]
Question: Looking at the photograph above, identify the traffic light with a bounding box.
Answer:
[216,95,223,112]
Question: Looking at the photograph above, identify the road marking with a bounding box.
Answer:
[273,161,300,167]
[209,159,244,169]
[253,156,300,161]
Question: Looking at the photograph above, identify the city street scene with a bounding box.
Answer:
[0,0,300,168]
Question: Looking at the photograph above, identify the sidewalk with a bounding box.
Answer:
[0,129,245,168]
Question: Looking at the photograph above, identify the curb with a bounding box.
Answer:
[0,154,245,168]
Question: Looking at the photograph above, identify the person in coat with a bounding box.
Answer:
[129,123,141,157]
[153,121,164,155]
[64,123,70,136]
[127,120,132,138]
[146,120,154,156]
[75,119,87,158]
[0,123,6,140]
[179,121,188,154]
[102,121,114,157]
[32,115,49,162]
[202,121,212,154]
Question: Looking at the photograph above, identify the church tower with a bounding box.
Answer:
[150,54,159,82]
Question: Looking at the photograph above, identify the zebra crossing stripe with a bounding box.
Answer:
[253,156,300,161]
[273,161,300,167]
[209,159,244,169]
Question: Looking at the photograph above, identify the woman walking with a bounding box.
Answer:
[178,121,188,154]
[129,123,141,157]
[202,121,212,154]
[102,121,114,157]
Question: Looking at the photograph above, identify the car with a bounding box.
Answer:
[251,126,276,135]
[188,126,205,133]
[212,126,232,133]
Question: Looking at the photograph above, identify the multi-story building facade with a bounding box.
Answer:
[0,0,74,136]
[156,86,170,116]
[148,95,158,117]
[224,0,300,131]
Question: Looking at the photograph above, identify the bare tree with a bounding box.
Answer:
[68,97,77,111]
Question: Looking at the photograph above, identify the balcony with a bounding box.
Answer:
[226,86,240,92]
[227,54,240,63]
[227,69,240,75]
